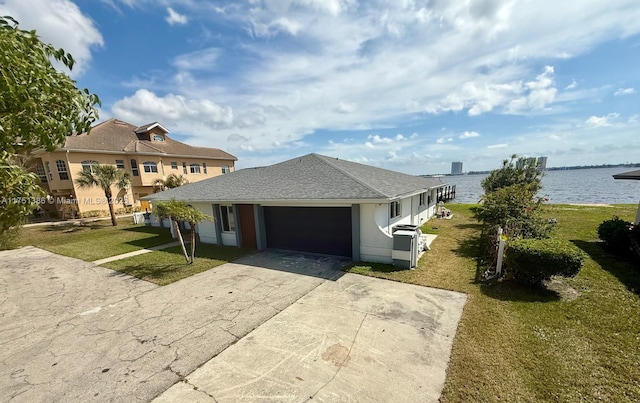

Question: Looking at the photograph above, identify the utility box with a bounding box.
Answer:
[392,229,419,269]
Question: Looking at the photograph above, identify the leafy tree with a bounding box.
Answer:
[0,16,100,241]
[153,174,189,192]
[475,183,552,239]
[475,154,549,239]
[75,164,130,226]
[481,154,542,194]
[153,200,212,264]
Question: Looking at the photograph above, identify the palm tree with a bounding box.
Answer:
[75,164,130,226]
[153,173,188,192]
[154,200,211,263]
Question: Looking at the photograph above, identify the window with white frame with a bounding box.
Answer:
[143,161,158,173]
[152,134,164,142]
[116,160,125,169]
[419,192,426,206]
[222,165,231,174]
[55,160,69,180]
[171,161,178,170]
[81,160,99,174]
[36,163,47,182]
[190,163,201,174]
[390,201,401,219]
[220,205,235,232]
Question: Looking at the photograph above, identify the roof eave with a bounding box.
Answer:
[135,122,169,134]
[142,196,391,204]
[58,148,237,160]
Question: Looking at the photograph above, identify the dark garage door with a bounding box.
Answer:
[263,207,352,257]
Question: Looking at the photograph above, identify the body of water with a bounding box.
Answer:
[442,167,640,204]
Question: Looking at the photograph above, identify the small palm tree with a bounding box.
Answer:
[153,173,188,192]
[75,164,130,226]
[154,199,212,263]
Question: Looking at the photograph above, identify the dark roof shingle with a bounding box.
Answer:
[62,118,236,160]
[147,153,444,203]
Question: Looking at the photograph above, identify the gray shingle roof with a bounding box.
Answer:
[62,118,237,161]
[147,153,444,203]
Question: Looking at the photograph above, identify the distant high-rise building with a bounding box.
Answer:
[516,156,548,170]
[451,161,463,175]
[537,156,548,170]
[516,157,537,169]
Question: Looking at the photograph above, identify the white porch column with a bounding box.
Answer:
[635,200,640,225]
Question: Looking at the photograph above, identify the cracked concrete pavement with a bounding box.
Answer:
[1,246,467,402]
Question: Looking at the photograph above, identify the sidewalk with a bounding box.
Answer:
[92,241,183,265]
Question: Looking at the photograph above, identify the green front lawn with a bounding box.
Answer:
[346,203,640,402]
[102,244,254,285]
[15,218,174,261]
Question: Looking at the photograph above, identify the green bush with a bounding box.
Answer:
[505,238,587,285]
[475,183,552,239]
[598,217,632,253]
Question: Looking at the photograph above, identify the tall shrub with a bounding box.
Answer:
[475,155,550,239]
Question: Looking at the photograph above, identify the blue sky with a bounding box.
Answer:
[2,0,640,174]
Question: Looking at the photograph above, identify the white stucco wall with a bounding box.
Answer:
[360,203,394,263]
[190,202,218,244]
[359,191,437,264]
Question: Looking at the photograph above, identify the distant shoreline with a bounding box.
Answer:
[425,163,640,177]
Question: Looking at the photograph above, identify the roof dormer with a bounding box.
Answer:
[135,122,169,142]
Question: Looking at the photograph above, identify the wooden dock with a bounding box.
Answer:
[437,185,456,202]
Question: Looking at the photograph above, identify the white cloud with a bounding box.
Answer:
[487,143,508,149]
[106,0,640,168]
[565,79,578,90]
[585,113,620,127]
[614,87,635,96]
[0,0,103,76]
[165,7,188,25]
[459,131,480,139]
[172,48,220,71]
[333,102,357,114]
[112,89,233,128]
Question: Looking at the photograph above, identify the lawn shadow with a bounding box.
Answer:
[572,239,640,294]
[108,264,181,283]
[450,230,491,283]
[480,280,561,302]
[121,226,174,248]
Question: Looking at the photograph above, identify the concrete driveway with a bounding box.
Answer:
[0,247,466,402]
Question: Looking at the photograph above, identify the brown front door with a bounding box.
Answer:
[237,204,257,249]
[139,194,151,212]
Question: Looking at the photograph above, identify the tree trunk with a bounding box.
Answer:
[189,223,196,263]
[105,188,117,226]
[173,219,190,263]
[189,222,196,264]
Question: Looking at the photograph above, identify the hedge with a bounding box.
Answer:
[598,216,632,254]
[505,238,587,284]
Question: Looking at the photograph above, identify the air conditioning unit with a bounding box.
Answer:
[392,225,421,269]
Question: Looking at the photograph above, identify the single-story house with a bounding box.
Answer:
[145,153,445,263]
[613,169,640,225]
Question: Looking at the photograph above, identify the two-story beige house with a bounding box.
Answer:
[34,118,236,218]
